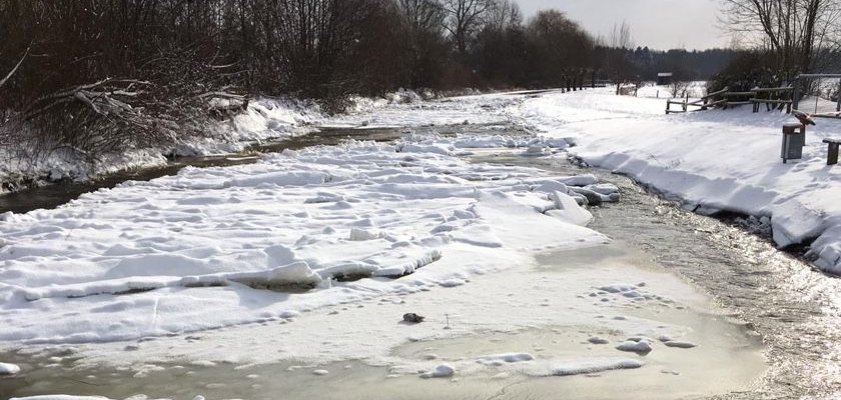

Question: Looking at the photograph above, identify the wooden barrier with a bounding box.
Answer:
[666,86,793,115]
[665,87,728,114]
[750,87,793,113]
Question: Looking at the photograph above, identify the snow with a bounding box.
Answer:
[663,340,697,349]
[523,358,644,377]
[615,338,654,353]
[0,97,321,188]
[0,89,772,399]
[518,87,841,274]
[476,352,535,365]
[0,361,20,375]
[420,363,455,378]
[0,139,608,344]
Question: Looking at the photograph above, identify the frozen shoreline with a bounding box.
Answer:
[516,88,841,274]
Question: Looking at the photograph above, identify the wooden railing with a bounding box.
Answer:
[666,86,793,115]
[665,87,728,114]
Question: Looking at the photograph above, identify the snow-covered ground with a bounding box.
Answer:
[516,87,841,274]
[0,98,322,189]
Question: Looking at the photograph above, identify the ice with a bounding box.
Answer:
[420,363,455,378]
[522,358,645,377]
[588,337,610,345]
[598,284,637,293]
[0,361,20,375]
[615,338,654,353]
[0,139,606,344]
[476,352,535,365]
[663,340,697,349]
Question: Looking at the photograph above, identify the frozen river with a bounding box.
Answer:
[2,90,841,399]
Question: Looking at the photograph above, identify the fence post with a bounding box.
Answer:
[837,78,841,112]
[792,76,801,111]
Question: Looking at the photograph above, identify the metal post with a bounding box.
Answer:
[792,76,800,111]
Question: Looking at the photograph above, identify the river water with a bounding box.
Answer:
[476,150,841,399]
[1,128,840,399]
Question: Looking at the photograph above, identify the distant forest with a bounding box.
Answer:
[0,0,737,160]
[0,1,735,105]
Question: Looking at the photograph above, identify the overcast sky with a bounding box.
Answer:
[516,0,726,51]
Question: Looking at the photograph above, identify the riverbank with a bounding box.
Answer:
[515,88,841,274]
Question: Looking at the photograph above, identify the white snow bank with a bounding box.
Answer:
[0,139,607,344]
[519,87,841,273]
[0,97,322,188]
[169,97,322,156]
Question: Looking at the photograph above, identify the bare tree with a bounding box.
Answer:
[485,0,521,30]
[670,80,691,98]
[609,20,634,49]
[607,20,634,94]
[441,0,495,56]
[399,0,446,33]
[721,0,841,75]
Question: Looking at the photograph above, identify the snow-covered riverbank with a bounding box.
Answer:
[0,98,321,191]
[0,90,516,191]
[515,88,841,274]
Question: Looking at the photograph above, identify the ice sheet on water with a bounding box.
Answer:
[0,139,607,344]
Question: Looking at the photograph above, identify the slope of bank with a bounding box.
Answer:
[0,97,322,192]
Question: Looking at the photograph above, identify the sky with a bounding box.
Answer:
[516,0,726,51]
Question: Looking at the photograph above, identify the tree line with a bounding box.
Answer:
[0,0,739,163]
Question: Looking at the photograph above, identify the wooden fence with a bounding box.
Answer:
[666,86,793,115]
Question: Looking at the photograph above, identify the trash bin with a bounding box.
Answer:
[781,122,806,163]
